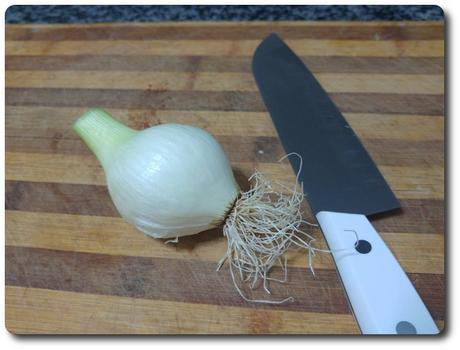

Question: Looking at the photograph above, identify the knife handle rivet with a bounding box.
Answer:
[396,321,417,334]
[355,240,372,254]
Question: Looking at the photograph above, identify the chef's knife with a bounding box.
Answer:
[252,33,438,335]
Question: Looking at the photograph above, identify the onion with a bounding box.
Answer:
[74,109,318,304]
[74,109,239,239]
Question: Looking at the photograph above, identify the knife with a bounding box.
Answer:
[252,33,438,335]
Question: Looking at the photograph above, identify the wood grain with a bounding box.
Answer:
[5,210,444,274]
[5,39,444,57]
[6,71,444,94]
[5,132,444,167]
[5,56,444,74]
[5,246,444,320]
[5,88,444,115]
[6,286,360,334]
[5,21,445,334]
[5,181,444,235]
[5,22,443,41]
[6,106,444,140]
[5,153,444,199]
[6,246,351,315]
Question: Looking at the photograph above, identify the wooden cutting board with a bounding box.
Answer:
[5,21,445,334]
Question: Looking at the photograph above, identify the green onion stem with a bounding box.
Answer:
[73,109,137,166]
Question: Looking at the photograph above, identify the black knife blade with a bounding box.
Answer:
[252,33,400,216]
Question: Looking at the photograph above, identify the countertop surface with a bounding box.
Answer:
[5,5,444,23]
[5,20,444,334]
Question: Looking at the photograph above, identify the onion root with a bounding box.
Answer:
[218,156,320,304]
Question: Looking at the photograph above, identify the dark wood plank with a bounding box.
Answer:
[5,245,444,320]
[5,180,444,235]
[5,245,350,315]
[5,180,118,217]
[370,199,445,235]
[5,88,445,115]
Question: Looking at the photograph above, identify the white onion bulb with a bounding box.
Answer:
[74,108,317,304]
[74,109,239,239]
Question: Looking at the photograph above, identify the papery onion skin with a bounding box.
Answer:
[74,109,240,239]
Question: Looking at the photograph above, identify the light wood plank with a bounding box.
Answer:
[5,286,359,334]
[4,55,445,74]
[6,152,106,186]
[255,163,445,201]
[8,284,444,334]
[5,152,444,200]
[5,71,444,95]
[5,210,444,274]
[5,40,444,57]
[6,106,444,141]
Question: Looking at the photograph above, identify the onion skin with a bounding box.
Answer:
[75,110,318,304]
[74,109,240,239]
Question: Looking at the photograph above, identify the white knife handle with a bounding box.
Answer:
[316,211,439,335]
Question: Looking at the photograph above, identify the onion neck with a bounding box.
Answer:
[73,109,137,167]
